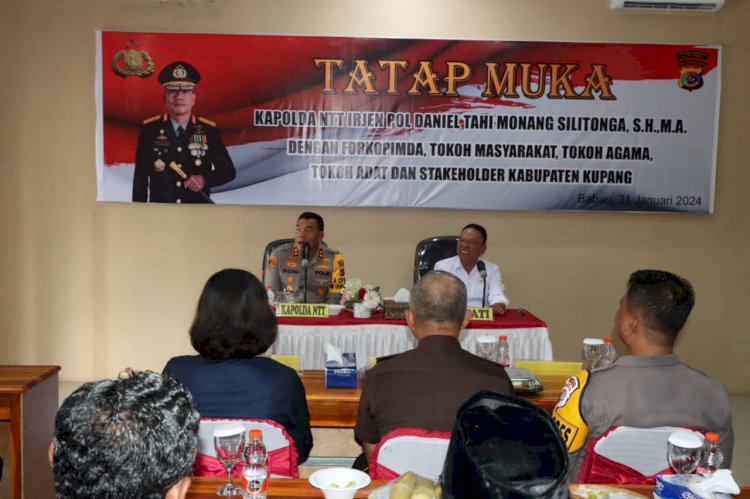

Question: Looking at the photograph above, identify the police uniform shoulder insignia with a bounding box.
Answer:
[143,115,161,125]
[197,117,216,127]
[551,370,590,453]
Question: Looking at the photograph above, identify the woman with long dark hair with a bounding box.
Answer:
[164,268,312,463]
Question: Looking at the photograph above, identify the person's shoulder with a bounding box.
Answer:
[272,242,295,256]
[482,259,501,271]
[367,352,407,376]
[142,114,163,126]
[163,355,203,373]
[679,361,730,392]
[321,244,342,257]
[434,255,456,269]
[260,357,303,379]
[197,116,218,128]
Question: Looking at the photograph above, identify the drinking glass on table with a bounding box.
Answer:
[582,338,604,370]
[667,430,703,474]
[476,335,499,363]
[213,424,246,496]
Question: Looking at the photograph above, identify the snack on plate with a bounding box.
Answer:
[385,471,441,499]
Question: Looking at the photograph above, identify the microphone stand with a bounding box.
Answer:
[478,260,487,307]
[301,243,310,303]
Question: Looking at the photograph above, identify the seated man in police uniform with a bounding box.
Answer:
[264,212,345,304]
[552,269,734,482]
[133,60,236,203]
[434,223,509,314]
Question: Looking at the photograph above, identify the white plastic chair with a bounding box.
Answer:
[579,426,704,484]
[195,417,299,478]
[369,428,451,480]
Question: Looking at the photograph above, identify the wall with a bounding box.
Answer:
[0,0,748,392]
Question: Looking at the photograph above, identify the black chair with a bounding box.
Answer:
[261,238,294,281]
[413,236,459,282]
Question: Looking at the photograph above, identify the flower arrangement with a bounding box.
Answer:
[341,278,382,312]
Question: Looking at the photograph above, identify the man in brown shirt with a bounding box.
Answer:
[354,270,514,464]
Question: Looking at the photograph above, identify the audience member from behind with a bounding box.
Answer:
[355,270,513,464]
[552,269,734,481]
[52,369,199,499]
[164,268,313,463]
[434,223,509,314]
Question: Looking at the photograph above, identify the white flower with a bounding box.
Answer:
[362,290,381,310]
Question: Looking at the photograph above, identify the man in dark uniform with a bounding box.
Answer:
[264,212,346,304]
[354,271,513,466]
[133,61,236,203]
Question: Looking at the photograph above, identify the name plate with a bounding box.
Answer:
[276,303,330,318]
[470,307,494,321]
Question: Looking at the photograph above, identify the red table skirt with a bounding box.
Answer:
[277,307,545,329]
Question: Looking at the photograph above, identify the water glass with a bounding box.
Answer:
[667,430,703,474]
[476,335,499,363]
[213,424,246,496]
[582,338,604,370]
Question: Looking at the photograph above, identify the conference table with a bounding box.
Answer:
[0,365,60,499]
[275,308,553,371]
[300,370,568,428]
[186,477,750,498]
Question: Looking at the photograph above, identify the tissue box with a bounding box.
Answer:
[383,300,408,320]
[325,352,358,388]
[655,474,732,499]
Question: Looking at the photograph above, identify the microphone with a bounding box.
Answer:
[300,242,310,304]
[477,260,488,307]
[477,260,487,279]
[300,242,310,269]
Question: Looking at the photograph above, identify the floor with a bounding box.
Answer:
[1,386,747,497]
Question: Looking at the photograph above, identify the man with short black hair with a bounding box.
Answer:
[434,223,509,314]
[355,271,513,464]
[264,211,345,304]
[552,270,734,481]
[51,369,200,499]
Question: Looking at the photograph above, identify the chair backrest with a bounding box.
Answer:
[261,238,294,281]
[578,426,703,484]
[195,417,299,478]
[413,236,459,282]
[369,428,452,480]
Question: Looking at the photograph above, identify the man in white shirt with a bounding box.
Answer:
[434,223,509,314]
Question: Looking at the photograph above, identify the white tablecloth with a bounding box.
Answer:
[273,322,553,370]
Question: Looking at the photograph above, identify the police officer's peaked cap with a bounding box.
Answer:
[158,61,201,90]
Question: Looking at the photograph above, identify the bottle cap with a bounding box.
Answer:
[249,429,263,439]
[604,337,614,343]
[499,335,508,341]
[705,431,720,442]
[583,338,604,345]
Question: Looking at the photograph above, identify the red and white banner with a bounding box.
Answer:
[96,31,720,212]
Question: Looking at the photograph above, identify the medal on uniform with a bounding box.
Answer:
[188,125,208,162]
[154,158,165,172]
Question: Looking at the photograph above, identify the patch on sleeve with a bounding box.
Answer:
[551,370,590,453]
[329,252,346,292]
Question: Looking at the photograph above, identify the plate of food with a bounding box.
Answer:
[569,484,649,498]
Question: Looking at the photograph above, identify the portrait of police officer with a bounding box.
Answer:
[133,61,236,203]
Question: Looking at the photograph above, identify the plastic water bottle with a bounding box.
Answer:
[697,431,724,475]
[596,337,618,369]
[242,429,268,499]
[497,335,511,367]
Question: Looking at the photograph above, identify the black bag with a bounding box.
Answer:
[441,390,569,498]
